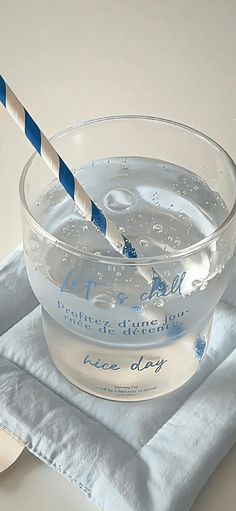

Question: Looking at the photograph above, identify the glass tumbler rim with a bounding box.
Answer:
[19,115,236,266]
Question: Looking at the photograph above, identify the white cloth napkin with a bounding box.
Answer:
[0,246,236,511]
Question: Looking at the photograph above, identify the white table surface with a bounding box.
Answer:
[0,1,236,510]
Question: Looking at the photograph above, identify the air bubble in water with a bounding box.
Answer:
[192,279,207,291]
[199,281,208,291]
[139,238,149,247]
[156,298,165,308]
[94,251,101,256]
[153,223,163,233]
[192,280,208,291]
[122,158,128,170]
[62,252,69,261]
[104,188,135,212]
[34,261,43,270]
[116,272,122,277]
[29,240,40,251]
[118,226,125,233]
[82,225,88,231]
[91,294,116,310]
[174,238,181,247]
[181,190,187,196]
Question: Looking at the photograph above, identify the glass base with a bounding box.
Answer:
[42,307,211,401]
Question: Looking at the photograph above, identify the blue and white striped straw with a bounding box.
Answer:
[0,75,154,283]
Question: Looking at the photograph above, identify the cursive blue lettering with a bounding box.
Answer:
[130,355,167,373]
[60,270,105,301]
[61,269,186,305]
[83,354,120,371]
[140,271,186,301]
[60,270,78,293]
[116,292,128,305]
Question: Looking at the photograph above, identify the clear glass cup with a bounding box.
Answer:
[19,116,236,401]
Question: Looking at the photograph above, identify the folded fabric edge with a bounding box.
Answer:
[137,348,236,511]
[0,355,152,511]
[0,354,136,452]
[0,245,23,271]
[0,421,104,510]
[1,348,236,511]
[0,246,38,336]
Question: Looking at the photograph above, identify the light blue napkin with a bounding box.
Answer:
[0,247,236,511]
